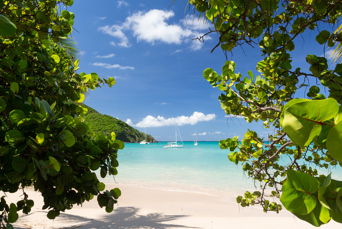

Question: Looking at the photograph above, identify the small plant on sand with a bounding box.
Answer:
[189,0,342,226]
[0,1,122,228]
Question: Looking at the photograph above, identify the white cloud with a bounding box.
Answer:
[171,49,182,54]
[126,119,133,126]
[225,114,245,119]
[93,62,134,70]
[96,53,115,58]
[212,131,224,135]
[198,132,207,136]
[99,25,131,47]
[117,1,129,7]
[161,102,167,105]
[79,51,86,56]
[181,15,210,31]
[99,17,107,20]
[99,9,193,47]
[130,112,216,128]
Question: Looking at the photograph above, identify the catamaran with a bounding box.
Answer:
[163,125,184,148]
[140,127,150,144]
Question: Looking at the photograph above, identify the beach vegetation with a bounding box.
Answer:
[81,104,156,143]
[189,0,342,226]
[0,0,122,227]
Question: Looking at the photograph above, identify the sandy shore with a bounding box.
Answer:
[5,183,340,229]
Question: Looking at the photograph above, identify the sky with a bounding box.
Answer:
[68,0,336,141]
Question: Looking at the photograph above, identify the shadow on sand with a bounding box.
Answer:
[14,207,199,229]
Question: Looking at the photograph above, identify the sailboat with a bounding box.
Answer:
[163,125,184,148]
[194,129,198,146]
[140,127,150,144]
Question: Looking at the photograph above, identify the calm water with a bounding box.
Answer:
[102,142,260,196]
[101,141,342,197]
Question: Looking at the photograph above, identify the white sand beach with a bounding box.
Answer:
[6,183,341,229]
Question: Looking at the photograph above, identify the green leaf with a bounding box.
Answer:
[18,59,27,70]
[59,130,75,147]
[280,170,319,215]
[8,204,18,223]
[49,156,60,172]
[51,54,60,63]
[327,121,342,163]
[294,203,324,227]
[97,182,105,191]
[76,122,89,134]
[0,14,16,36]
[5,130,23,145]
[12,156,28,173]
[10,82,19,93]
[203,68,214,80]
[319,205,332,224]
[281,61,292,70]
[282,98,339,148]
[36,133,44,145]
[9,110,25,123]
[110,188,121,199]
[316,30,330,45]
[55,185,64,195]
[0,97,7,113]
[263,33,273,47]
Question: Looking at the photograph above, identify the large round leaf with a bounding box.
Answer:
[9,110,25,123]
[282,98,339,148]
[0,14,16,36]
[5,130,23,145]
[59,130,75,147]
[280,170,319,215]
[12,156,28,173]
[327,121,342,163]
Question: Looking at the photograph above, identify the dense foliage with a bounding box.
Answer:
[189,0,342,226]
[0,1,122,228]
[81,104,157,143]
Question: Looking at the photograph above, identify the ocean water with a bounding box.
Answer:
[101,141,342,198]
[102,141,261,197]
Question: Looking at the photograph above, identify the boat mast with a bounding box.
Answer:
[175,125,177,143]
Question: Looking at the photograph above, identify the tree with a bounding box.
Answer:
[189,0,342,226]
[0,1,122,228]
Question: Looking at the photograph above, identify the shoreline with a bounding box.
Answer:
[7,183,341,229]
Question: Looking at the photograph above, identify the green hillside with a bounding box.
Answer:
[81,104,157,143]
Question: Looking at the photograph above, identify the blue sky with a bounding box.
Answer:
[69,1,335,141]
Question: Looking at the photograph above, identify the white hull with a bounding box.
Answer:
[194,142,198,146]
[140,140,149,145]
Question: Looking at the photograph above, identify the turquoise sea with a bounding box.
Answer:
[102,142,262,197]
[101,141,342,198]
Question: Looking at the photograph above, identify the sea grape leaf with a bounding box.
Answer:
[327,121,342,163]
[9,110,25,123]
[97,182,105,191]
[280,98,310,126]
[282,98,339,148]
[12,157,28,173]
[280,170,319,215]
[10,82,19,93]
[59,130,75,147]
[8,204,18,223]
[51,54,60,63]
[0,97,7,113]
[110,188,121,199]
[294,203,324,227]
[48,156,60,172]
[5,130,23,145]
[0,14,17,36]
[36,133,44,145]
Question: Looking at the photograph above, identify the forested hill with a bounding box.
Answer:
[81,104,157,143]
